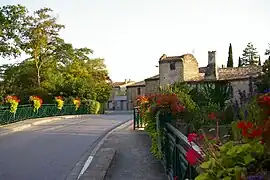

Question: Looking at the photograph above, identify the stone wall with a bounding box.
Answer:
[126,86,145,110]
[183,55,200,81]
[145,79,160,94]
[205,51,219,80]
[159,54,199,86]
[230,79,253,102]
[159,60,184,86]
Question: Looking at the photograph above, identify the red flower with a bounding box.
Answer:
[187,133,197,143]
[176,105,185,112]
[237,121,246,129]
[186,149,200,165]
[55,96,63,100]
[208,112,216,120]
[199,134,204,140]
[5,95,20,103]
[174,176,178,180]
[237,121,263,138]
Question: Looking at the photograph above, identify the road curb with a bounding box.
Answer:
[79,148,117,180]
[65,119,133,180]
[0,115,86,136]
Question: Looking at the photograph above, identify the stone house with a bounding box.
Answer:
[126,81,145,110]
[106,79,135,110]
[126,51,262,109]
[145,75,159,95]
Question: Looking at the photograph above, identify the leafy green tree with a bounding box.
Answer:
[22,8,64,87]
[241,42,259,66]
[227,43,233,67]
[255,56,270,93]
[0,5,28,58]
[0,5,112,105]
[255,43,270,92]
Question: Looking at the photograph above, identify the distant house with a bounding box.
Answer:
[126,51,262,110]
[106,79,135,110]
[126,81,145,110]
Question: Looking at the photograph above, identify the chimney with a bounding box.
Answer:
[205,51,219,80]
[124,79,127,84]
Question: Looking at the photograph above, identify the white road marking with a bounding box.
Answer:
[77,156,93,179]
[76,120,132,180]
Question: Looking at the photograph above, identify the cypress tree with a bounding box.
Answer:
[238,57,242,67]
[227,43,233,67]
[258,56,261,66]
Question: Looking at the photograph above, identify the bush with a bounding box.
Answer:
[98,103,105,114]
[85,100,100,114]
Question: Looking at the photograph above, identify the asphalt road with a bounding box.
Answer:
[0,114,132,180]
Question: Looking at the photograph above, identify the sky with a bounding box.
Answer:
[1,0,270,82]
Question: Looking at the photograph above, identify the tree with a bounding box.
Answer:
[22,8,64,87]
[241,42,259,66]
[0,5,112,105]
[255,56,270,93]
[227,43,233,67]
[265,43,270,57]
[258,56,261,66]
[238,57,242,67]
[0,5,28,58]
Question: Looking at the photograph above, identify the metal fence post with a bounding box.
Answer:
[133,107,136,130]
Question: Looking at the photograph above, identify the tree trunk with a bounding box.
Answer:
[37,68,41,87]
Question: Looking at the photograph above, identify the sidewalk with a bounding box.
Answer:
[81,121,167,180]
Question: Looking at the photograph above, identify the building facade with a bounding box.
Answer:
[106,79,135,110]
[126,81,145,110]
[126,51,262,108]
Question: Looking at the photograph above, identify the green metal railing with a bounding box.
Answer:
[155,111,199,180]
[0,104,88,125]
[133,107,144,130]
[133,108,200,180]
[162,123,199,180]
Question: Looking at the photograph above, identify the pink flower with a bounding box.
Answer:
[186,149,200,165]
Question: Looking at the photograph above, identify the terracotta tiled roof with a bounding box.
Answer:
[112,81,136,87]
[145,75,159,81]
[159,54,195,62]
[112,82,126,86]
[160,56,184,61]
[218,66,262,80]
[194,66,262,82]
[126,81,145,87]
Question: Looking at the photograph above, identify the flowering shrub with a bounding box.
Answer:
[29,96,43,112]
[187,91,270,180]
[73,98,81,111]
[136,93,185,158]
[186,121,266,179]
[136,93,185,115]
[55,96,64,110]
[5,95,20,113]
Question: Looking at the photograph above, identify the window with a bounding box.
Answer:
[137,87,141,95]
[170,62,176,70]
